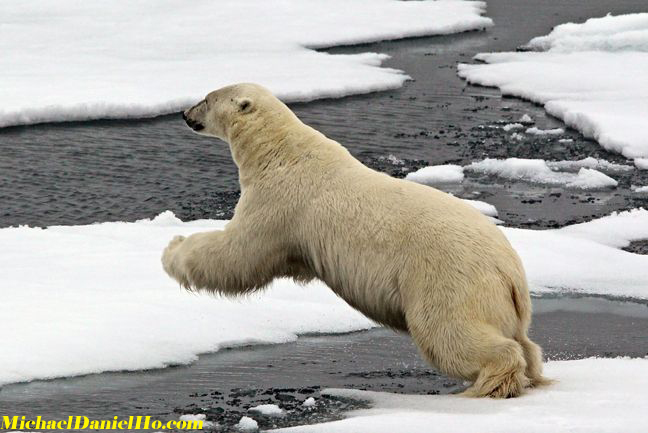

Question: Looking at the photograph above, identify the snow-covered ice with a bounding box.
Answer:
[525,127,565,136]
[548,157,634,172]
[236,416,259,432]
[632,185,648,193]
[408,158,625,190]
[635,158,648,170]
[271,358,648,433]
[510,208,648,298]
[179,414,216,429]
[458,13,648,158]
[249,404,285,417]
[461,199,499,218]
[0,212,375,386]
[502,123,524,131]
[467,158,618,189]
[0,0,492,128]
[179,414,207,422]
[302,398,317,408]
[563,168,619,189]
[405,164,465,184]
[518,114,534,124]
[2,209,648,385]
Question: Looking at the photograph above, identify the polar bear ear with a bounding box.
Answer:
[235,97,253,113]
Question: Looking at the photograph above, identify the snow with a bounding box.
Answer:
[302,398,317,407]
[271,358,648,433]
[510,132,525,141]
[2,209,648,386]
[507,208,648,298]
[461,199,499,218]
[467,158,618,189]
[236,416,259,432]
[548,157,634,172]
[0,0,492,128]
[178,414,216,429]
[635,158,648,170]
[558,138,574,143]
[405,164,465,184]
[249,404,284,417]
[518,114,534,124]
[458,13,648,158]
[526,13,648,52]
[502,123,524,131]
[566,168,620,189]
[179,414,206,422]
[407,157,627,190]
[632,185,648,193]
[0,212,375,386]
[525,127,565,136]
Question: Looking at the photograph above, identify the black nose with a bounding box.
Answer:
[183,115,204,131]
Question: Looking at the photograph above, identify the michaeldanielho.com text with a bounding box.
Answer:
[2,415,204,430]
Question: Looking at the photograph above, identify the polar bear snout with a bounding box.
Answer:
[182,110,204,131]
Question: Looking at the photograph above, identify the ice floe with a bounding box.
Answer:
[405,164,465,184]
[179,414,216,429]
[2,209,647,385]
[548,157,634,172]
[518,114,534,124]
[0,0,492,127]
[271,358,648,433]
[510,132,525,141]
[236,416,259,432]
[249,404,285,417]
[461,199,499,218]
[525,127,565,136]
[408,158,624,190]
[458,13,648,158]
[635,158,648,170]
[0,212,374,386]
[467,158,619,189]
[502,123,524,131]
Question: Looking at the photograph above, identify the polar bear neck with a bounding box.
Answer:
[227,109,342,188]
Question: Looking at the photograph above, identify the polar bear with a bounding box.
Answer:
[163,83,548,398]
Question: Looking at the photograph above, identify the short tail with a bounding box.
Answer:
[506,266,552,387]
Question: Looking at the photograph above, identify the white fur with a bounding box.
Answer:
[163,83,549,397]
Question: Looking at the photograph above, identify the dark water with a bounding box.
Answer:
[1,0,646,228]
[1,296,647,432]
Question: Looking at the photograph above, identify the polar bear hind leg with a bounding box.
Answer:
[408,315,529,398]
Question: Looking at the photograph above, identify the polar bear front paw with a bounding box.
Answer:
[162,235,190,288]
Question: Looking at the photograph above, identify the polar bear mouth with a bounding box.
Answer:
[182,112,204,131]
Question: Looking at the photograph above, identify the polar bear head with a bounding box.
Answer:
[182,83,290,142]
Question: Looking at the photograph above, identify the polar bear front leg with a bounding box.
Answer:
[161,228,280,295]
